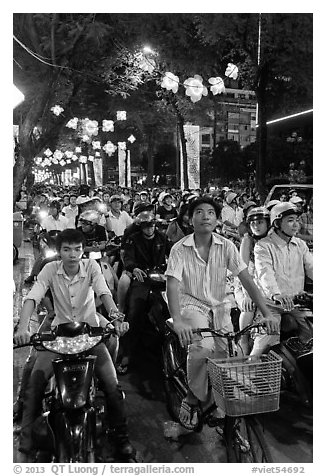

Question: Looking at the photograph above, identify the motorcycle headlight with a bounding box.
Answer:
[38,211,48,220]
[45,249,57,258]
[43,334,102,354]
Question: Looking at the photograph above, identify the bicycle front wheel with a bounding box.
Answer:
[224,415,273,463]
[163,333,192,417]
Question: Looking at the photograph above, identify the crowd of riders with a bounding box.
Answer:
[14,179,313,459]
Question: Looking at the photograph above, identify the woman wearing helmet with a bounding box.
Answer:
[235,207,271,354]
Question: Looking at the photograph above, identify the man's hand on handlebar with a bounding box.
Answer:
[14,328,31,346]
[133,268,147,282]
[273,294,295,312]
[113,320,129,337]
[173,321,194,348]
[259,317,280,335]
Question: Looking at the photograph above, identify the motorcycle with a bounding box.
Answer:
[146,266,170,337]
[268,292,313,407]
[14,322,132,463]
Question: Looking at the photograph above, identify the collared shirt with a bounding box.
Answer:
[107,210,133,236]
[61,205,79,228]
[254,231,313,300]
[26,259,112,327]
[166,232,246,313]
[41,214,69,232]
[221,204,243,227]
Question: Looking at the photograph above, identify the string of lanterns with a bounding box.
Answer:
[34,53,239,169]
[34,110,136,169]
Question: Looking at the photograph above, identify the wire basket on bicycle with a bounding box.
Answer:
[207,350,282,417]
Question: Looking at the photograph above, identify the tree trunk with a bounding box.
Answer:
[88,160,96,188]
[178,117,189,190]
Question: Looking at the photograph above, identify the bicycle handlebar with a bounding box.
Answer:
[192,322,269,341]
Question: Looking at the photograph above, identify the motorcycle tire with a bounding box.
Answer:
[272,343,312,408]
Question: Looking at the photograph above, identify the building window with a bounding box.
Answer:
[201,134,211,144]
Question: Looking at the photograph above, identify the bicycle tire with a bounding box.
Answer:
[162,333,203,431]
[162,333,188,420]
[224,415,273,463]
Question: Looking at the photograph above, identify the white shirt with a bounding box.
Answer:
[221,204,243,227]
[107,210,133,236]
[166,233,246,323]
[61,205,79,228]
[254,231,313,300]
[41,214,69,232]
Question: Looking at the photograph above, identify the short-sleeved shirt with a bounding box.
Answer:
[41,214,69,232]
[107,210,133,236]
[166,233,246,314]
[61,205,79,228]
[26,259,112,327]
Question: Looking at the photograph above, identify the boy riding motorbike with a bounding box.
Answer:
[14,229,135,463]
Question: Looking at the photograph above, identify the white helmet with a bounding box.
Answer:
[79,210,100,225]
[270,202,300,227]
[265,199,281,211]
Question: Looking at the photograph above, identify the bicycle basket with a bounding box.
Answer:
[207,350,282,417]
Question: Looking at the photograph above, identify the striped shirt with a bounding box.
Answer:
[254,231,313,300]
[26,259,112,328]
[166,233,246,326]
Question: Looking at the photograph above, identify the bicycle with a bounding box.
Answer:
[162,320,282,463]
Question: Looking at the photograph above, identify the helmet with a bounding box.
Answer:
[135,211,156,227]
[79,210,99,225]
[109,194,123,203]
[247,207,270,224]
[242,200,257,212]
[270,202,300,227]
[265,199,281,211]
[133,202,154,216]
[225,192,238,205]
[161,192,173,202]
[289,196,303,204]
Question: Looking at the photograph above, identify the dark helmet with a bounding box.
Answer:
[135,211,156,227]
[133,202,155,216]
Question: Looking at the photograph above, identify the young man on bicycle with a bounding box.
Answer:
[251,202,313,356]
[166,197,278,430]
[14,229,135,462]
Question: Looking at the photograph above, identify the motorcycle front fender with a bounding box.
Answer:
[52,408,96,462]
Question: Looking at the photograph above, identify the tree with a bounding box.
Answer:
[13,13,154,204]
[210,140,244,181]
[193,13,313,199]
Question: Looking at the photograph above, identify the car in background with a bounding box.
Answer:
[264,184,313,206]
